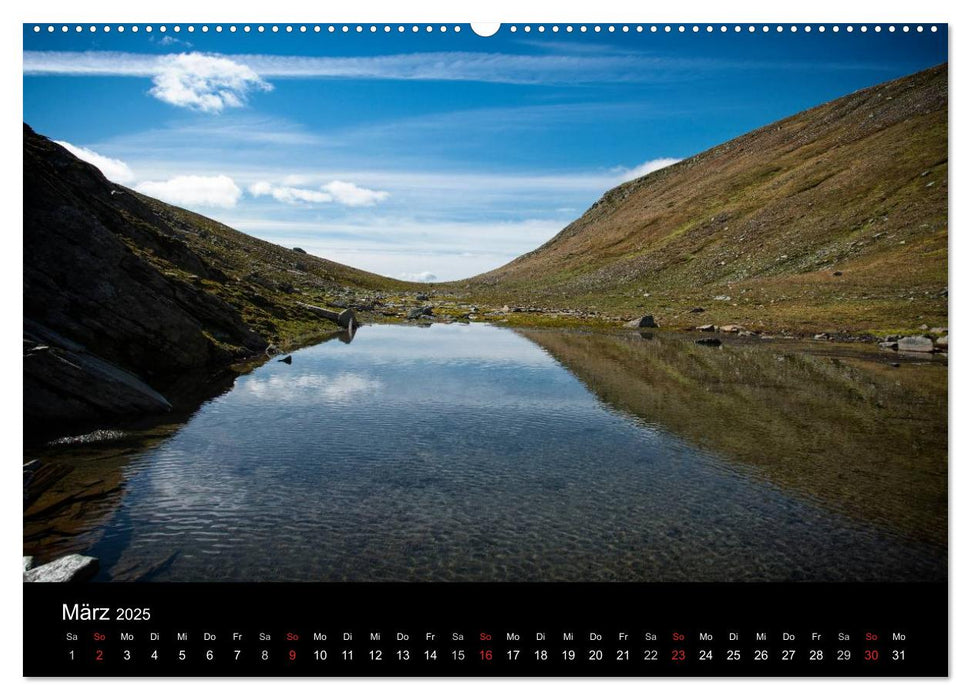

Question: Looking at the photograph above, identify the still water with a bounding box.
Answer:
[24,324,947,582]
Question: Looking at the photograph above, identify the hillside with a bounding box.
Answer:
[24,125,414,437]
[460,64,948,336]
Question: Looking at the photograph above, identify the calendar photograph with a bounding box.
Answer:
[23,21,946,596]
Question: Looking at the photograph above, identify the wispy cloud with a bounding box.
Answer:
[23,49,652,86]
[615,157,681,182]
[54,141,135,183]
[249,179,389,207]
[135,174,242,208]
[23,49,893,87]
[220,215,572,281]
[324,181,389,207]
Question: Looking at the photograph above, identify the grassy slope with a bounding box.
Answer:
[453,65,947,336]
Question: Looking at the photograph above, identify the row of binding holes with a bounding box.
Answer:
[31,24,941,34]
[32,25,465,33]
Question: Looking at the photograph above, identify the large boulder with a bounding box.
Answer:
[296,302,356,329]
[337,308,357,329]
[897,335,935,353]
[625,315,658,329]
[24,554,99,583]
[407,306,434,320]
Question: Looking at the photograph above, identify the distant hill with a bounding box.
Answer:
[462,64,948,335]
[24,124,411,436]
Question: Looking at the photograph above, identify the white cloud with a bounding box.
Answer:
[149,53,272,113]
[323,180,389,207]
[135,174,242,208]
[249,179,389,207]
[23,52,270,112]
[616,157,681,182]
[249,181,333,204]
[399,271,438,282]
[54,141,135,183]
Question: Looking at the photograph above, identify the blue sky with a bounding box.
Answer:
[23,24,946,281]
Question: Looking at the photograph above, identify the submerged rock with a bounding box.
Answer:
[24,554,99,583]
[625,315,658,329]
[695,337,722,347]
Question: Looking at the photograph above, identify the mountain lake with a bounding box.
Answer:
[24,323,947,582]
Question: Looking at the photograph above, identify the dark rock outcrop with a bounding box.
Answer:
[24,125,267,435]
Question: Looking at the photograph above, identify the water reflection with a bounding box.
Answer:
[23,324,946,582]
[519,329,947,547]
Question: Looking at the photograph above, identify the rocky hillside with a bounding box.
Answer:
[462,64,948,336]
[24,125,412,439]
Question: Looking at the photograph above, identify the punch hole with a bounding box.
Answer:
[468,23,496,36]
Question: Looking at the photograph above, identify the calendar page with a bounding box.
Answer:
[22,18,948,678]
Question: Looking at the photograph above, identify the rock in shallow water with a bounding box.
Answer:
[24,554,99,583]
[897,335,935,353]
[695,337,722,347]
